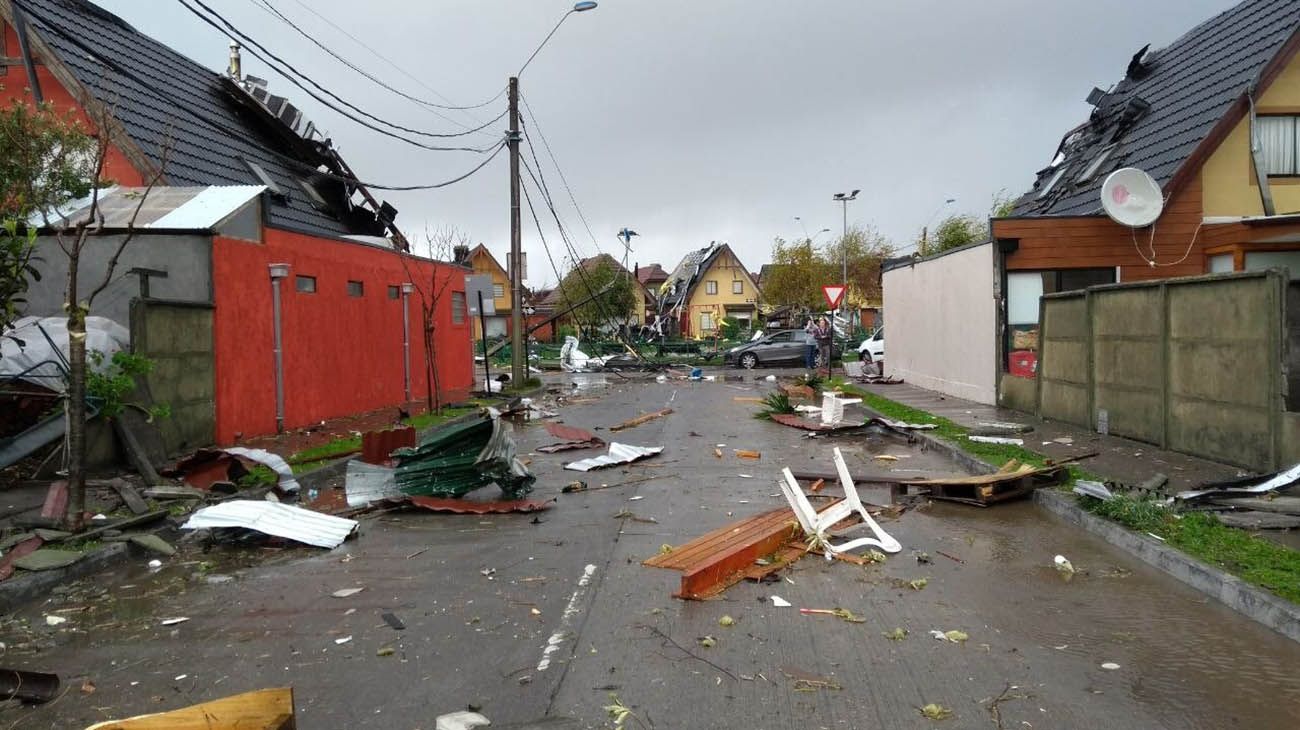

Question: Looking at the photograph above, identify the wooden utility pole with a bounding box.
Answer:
[508,76,525,386]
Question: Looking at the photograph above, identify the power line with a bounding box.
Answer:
[176,0,502,151]
[280,0,507,112]
[249,0,497,132]
[15,2,508,191]
[520,92,603,252]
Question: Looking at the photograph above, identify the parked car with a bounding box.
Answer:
[723,330,841,369]
[858,328,884,363]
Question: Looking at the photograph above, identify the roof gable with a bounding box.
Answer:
[658,243,758,310]
[1011,0,1300,218]
[468,244,507,276]
[12,0,392,241]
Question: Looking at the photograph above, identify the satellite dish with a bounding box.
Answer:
[1101,167,1163,227]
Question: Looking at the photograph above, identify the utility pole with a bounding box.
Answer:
[832,190,859,338]
[509,76,525,386]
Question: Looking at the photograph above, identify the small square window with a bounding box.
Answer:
[295,275,316,293]
[705,280,718,295]
[347,280,364,297]
[452,291,467,324]
[493,283,505,299]
[732,280,743,294]
[700,312,714,331]
[387,285,401,300]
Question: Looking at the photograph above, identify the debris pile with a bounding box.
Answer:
[393,411,535,499]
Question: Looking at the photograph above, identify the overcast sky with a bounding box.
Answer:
[99,0,1238,287]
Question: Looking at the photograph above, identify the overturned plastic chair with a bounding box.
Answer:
[778,447,901,558]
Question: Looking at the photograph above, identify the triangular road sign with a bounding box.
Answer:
[822,284,846,309]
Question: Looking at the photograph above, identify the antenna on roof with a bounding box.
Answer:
[1100,167,1163,227]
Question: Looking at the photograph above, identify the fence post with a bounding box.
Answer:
[1160,281,1171,450]
[1085,289,1096,431]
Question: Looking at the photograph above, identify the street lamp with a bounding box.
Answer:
[831,190,859,334]
[509,1,598,386]
[921,197,957,254]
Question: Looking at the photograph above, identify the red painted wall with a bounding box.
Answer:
[211,230,473,443]
[1,23,144,187]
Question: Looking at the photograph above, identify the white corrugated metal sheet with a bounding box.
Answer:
[28,185,265,230]
[564,443,663,472]
[182,501,357,548]
[150,185,265,229]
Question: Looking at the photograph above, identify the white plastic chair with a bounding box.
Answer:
[779,447,901,558]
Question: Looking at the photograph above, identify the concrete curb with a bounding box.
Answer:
[0,542,132,613]
[1035,489,1300,643]
[856,402,995,477]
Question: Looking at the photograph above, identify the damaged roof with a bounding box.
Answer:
[658,242,726,310]
[1010,0,1300,218]
[12,0,394,241]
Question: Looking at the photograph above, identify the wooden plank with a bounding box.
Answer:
[678,521,802,599]
[84,687,295,730]
[105,478,149,515]
[610,408,673,432]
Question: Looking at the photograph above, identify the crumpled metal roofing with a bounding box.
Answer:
[182,501,357,549]
[564,442,664,472]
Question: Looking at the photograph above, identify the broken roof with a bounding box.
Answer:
[31,185,264,230]
[12,0,394,241]
[1009,0,1300,218]
[659,242,727,310]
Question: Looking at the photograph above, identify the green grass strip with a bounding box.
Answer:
[839,383,1300,605]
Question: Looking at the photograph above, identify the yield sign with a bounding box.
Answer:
[822,284,846,309]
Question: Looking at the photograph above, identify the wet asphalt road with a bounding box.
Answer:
[3,370,1300,729]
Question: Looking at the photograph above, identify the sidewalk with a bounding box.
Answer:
[856,381,1243,490]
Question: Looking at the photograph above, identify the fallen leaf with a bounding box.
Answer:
[80,680,96,695]
[332,587,365,598]
[883,628,908,641]
[866,549,888,563]
[718,615,735,627]
[659,544,674,555]
[944,630,968,643]
[909,578,929,591]
[377,646,395,657]
[698,636,716,648]
[919,703,953,720]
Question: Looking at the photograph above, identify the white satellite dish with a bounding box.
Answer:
[1100,167,1163,227]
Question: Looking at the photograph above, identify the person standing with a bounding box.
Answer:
[803,317,818,369]
[815,316,832,372]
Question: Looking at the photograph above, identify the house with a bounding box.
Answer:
[990,0,1300,410]
[542,254,651,336]
[658,242,761,338]
[636,263,669,323]
[2,0,473,448]
[462,244,511,339]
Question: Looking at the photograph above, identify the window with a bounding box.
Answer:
[700,312,715,331]
[1037,166,1067,199]
[493,282,505,299]
[387,285,401,300]
[347,280,364,297]
[295,275,316,293]
[1245,250,1300,280]
[1258,116,1298,176]
[1076,144,1117,184]
[732,280,743,294]
[768,331,793,343]
[1004,268,1116,376]
[1208,254,1234,274]
[452,291,466,324]
[705,280,718,295]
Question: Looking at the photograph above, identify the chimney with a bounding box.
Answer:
[228,40,242,81]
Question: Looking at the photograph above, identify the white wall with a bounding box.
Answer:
[882,242,997,404]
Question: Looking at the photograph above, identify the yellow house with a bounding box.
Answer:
[658,243,761,338]
[466,244,510,339]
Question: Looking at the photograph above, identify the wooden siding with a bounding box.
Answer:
[993,177,1207,281]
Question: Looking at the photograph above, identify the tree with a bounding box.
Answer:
[0,97,98,336]
[918,190,1019,256]
[555,258,636,340]
[395,224,468,414]
[825,225,894,308]
[763,226,893,315]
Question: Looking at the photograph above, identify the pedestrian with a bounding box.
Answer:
[803,317,818,369]
[815,316,832,371]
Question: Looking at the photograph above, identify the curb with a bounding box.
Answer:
[0,542,132,613]
[1035,490,1300,642]
[856,402,994,477]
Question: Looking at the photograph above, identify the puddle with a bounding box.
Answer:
[570,373,609,390]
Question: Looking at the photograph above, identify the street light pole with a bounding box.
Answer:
[831,190,859,335]
[509,1,598,387]
[508,76,524,386]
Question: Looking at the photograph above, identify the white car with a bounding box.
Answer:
[858,328,884,363]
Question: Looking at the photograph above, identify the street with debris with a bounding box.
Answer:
[4,372,1298,728]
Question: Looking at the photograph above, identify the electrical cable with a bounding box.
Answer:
[249,0,497,132]
[176,0,501,151]
[281,0,507,112]
[17,1,508,191]
[520,173,602,341]
[520,93,604,252]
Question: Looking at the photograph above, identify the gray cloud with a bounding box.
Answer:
[100,0,1238,285]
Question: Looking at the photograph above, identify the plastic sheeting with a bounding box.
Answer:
[564,442,664,472]
[0,316,128,391]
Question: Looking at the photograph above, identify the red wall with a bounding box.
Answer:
[211,230,473,443]
[1,23,144,187]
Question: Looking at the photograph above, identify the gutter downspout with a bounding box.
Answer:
[401,282,414,403]
[11,3,43,103]
[269,263,290,433]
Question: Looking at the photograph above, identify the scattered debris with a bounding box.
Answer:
[382,612,406,630]
[1054,554,1075,578]
[1178,463,1300,502]
[332,587,365,598]
[408,495,553,514]
[1101,662,1121,670]
[800,607,866,623]
[781,666,842,692]
[967,435,1024,445]
[936,550,964,564]
[734,449,761,459]
[344,460,402,508]
[334,636,352,645]
[538,422,605,452]
[697,635,717,648]
[395,411,535,499]
[610,408,673,432]
[84,687,295,729]
[718,615,735,627]
[14,549,83,572]
[908,578,929,591]
[883,627,909,641]
[565,443,664,472]
[918,703,953,720]
[128,534,176,556]
[160,617,190,626]
[929,629,968,642]
[914,551,932,564]
[44,615,68,626]
[436,710,491,730]
[182,501,359,549]
[1074,480,1115,501]
[771,596,791,607]
[0,668,61,704]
